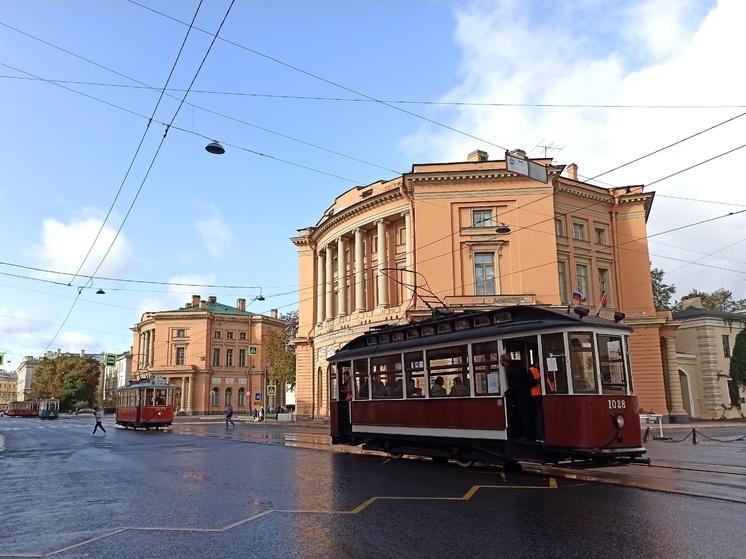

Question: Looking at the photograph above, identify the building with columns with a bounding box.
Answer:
[672,301,745,419]
[131,295,286,415]
[291,149,686,421]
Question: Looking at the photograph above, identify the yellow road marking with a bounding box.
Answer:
[0,479,557,558]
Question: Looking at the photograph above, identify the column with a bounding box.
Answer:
[149,330,155,367]
[664,336,687,419]
[179,376,186,412]
[316,248,326,324]
[377,220,389,307]
[325,244,334,319]
[403,211,414,301]
[145,331,151,367]
[354,228,366,311]
[139,332,145,369]
[186,375,193,414]
[337,236,348,316]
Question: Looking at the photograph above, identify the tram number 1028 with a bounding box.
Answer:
[608,399,627,410]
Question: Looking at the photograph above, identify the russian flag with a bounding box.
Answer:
[572,290,586,303]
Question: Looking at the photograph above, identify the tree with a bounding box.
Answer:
[729,329,746,407]
[30,355,102,410]
[676,288,746,312]
[264,311,298,389]
[651,266,676,310]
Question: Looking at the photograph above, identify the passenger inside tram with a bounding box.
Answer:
[449,377,470,396]
[430,376,446,397]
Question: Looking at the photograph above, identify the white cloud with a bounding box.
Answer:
[402,0,746,298]
[27,215,133,280]
[196,216,234,260]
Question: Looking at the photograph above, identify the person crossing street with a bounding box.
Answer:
[225,403,235,429]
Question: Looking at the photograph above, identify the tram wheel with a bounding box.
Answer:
[388,452,404,460]
[455,459,474,468]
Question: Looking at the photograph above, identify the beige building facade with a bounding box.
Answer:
[1,371,17,410]
[672,304,745,419]
[131,295,286,415]
[292,150,682,419]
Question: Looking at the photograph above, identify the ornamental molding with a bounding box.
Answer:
[313,190,404,240]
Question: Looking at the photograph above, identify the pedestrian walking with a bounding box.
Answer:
[92,406,106,435]
[225,403,235,429]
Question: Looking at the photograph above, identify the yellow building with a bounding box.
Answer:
[131,295,286,415]
[292,150,683,419]
[1,371,18,411]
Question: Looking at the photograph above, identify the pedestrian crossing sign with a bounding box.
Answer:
[249,345,258,355]
[267,385,276,395]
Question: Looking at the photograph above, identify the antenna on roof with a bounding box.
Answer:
[530,140,565,159]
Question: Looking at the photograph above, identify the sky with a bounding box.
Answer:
[1,0,745,368]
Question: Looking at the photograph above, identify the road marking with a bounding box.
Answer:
[0,479,558,558]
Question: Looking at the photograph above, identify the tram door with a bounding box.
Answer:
[502,336,540,440]
[329,363,352,440]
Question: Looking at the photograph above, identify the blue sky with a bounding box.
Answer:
[1,0,744,367]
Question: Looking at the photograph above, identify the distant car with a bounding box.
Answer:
[78,408,95,414]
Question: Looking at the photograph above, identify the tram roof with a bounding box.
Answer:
[118,378,174,390]
[329,305,631,361]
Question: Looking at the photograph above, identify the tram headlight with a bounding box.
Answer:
[614,413,625,429]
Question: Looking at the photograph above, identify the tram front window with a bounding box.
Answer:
[569,333,598,393]
[598,334,628,393]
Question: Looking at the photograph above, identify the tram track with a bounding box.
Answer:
[522,458,746,504]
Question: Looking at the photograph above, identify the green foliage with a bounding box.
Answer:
[30,355,101,410]
[651,266,676,310]
[676,288,746,312]
[264,326,296,389]
[729,329,746,407]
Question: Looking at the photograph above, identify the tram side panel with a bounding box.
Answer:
[543,394,642,449]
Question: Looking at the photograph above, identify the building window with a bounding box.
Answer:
[226,348,234,367]
[174,329,186,338]
[225,388,232,406]
[372,235,378,253]
[214,331,222,339]
[572,221,587,241]
[723,335,731,358]
[175,347,185,366]
[576,264,589,298]
[239,349,247,368]
[226,331,234,340]
[238,388,245,407]
[397,226,406,245]
[595,226,608,245]
[558,261,568,305]
[598,269,610,305]
[213,348,221,366]
[472,210,493,228]
[474,252,496,296]
[555,216,565,237]
[239,332,247,340]
[210,388,219,407]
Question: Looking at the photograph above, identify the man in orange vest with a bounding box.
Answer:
[529,364,553,441]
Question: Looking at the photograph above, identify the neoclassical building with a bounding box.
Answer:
[131,295,286,415]
[291,149,686,420]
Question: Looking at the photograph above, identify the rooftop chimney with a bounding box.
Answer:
[468,149,489,162]
[567,163,578,180]
[208,296,217,304]
[192,295,200,306]
[80,350,85,357]
[237,298,246,312]
[271,309,278,319]
[199,300,207,309]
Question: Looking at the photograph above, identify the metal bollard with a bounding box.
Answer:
[691,428,698,445]
[643,426,651,442]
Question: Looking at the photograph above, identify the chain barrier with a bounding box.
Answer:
[644,426,746,445]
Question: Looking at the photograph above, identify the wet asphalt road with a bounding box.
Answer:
[1,415,745,559]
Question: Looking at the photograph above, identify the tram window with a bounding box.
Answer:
[598,334,627,393]
[472,341,501,395]
[371,354,403,398]
[569,333,598,393]
[354,359,370,400]
[473,316,491,327]
[541,333,569,394]
[406,330,419,339]
[437,323,452,333]
[427,345,469,397]
[393,332,405,341]
[155,389,167,405]
[379,334,390,343]
[455,319,471,330]
[422,326,435,336]
[330,367,339,402]
[404,351,425,397]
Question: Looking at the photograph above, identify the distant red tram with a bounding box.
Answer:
[329,305,645,467]
[116,378,175,430]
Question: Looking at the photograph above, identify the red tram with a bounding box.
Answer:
[116,378,176,430]
[4,400,40,417]
[329,305,646,467]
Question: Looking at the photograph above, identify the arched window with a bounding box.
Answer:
[238,387,245,407]
[225,387,233,406]
[210,387,219,407]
